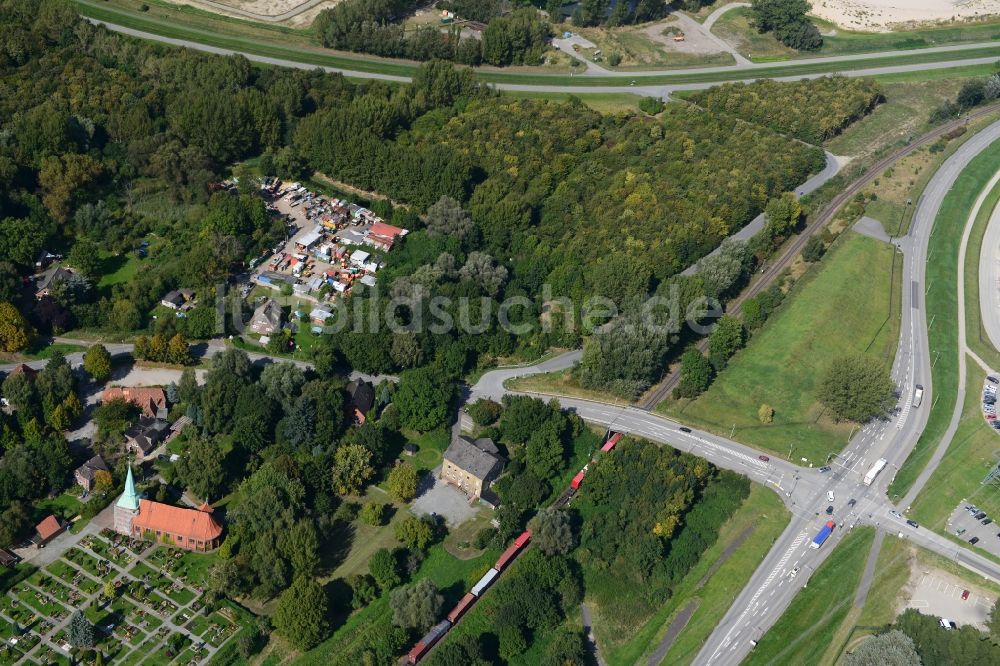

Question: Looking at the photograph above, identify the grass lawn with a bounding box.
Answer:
[712,8,796,61]
[505,368,628,405]
[857,536,913,627]
[745,527,876,665]
[16,341,86,360]
[616,484,791,665]
[326,492,406,581]
[963,180,1000,368]
[890,139,1000,498]
[405,428,450,473]
[503,90,645,114]
[36,492,84,522]
[660,232,901,464]
[97,251,142,290]
[826,79,966,157]
[908,363,1000,527]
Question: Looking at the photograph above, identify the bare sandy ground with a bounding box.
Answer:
[811,0,1000,31]
[162,0,342,25]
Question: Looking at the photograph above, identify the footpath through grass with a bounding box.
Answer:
[890,140,1000,498]
[745,527,875,666]
[661,232,901,464]
[617,485,790,666]
[908,362,1000,526]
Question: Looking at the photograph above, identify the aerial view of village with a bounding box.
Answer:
[10,1,1000,665]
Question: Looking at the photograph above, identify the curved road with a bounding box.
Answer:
[468,119,1000,665]
[979,182,1000,352]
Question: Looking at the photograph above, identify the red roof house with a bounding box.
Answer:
[103,387,167,418]
[367,222,407,251]
[34,515,65,546]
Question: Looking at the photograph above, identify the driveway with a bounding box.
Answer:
[410,468,480,527]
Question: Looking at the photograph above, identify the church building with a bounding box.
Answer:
[114,467,223,552]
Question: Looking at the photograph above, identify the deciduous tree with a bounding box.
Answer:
[83,344,113,381]
[387,464,419,503]
[390,579,443,632]
[273,576,329,650]
[819,355,896,423]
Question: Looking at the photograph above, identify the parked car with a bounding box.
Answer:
[988,376,999,384]
[983,518,993,525]
[848,498,857,507]
[826,505,834,515]
[975,511,987,519]
[759,455,770,462]
[956,528,966,535]
[970,537,980,544]
[818,466,831,473]
[906,519,919,528]
[962,589,970,600]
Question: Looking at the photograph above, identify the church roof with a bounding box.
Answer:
[116,466,140,511]
[132,500,222,542]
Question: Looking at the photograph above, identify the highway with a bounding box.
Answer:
[85,17,1000,96]
[469,119,1000,664]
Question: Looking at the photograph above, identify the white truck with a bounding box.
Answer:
[913,384,924,407]
[864,458,888,486]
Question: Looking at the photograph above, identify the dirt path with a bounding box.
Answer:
[646,524,756,665]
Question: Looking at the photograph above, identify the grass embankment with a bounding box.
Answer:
[74,0,1000,87]
[713,7,1000,62]
[504,369,626,405]
[908,363,1000,526]
[889,140,1000,497]
[661,233,901,464]
[964,182,1000,368]
[616,485,790,665]
[745,527,876,666]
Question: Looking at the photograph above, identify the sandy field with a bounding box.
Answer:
[163,0,343,25]
[811,0,1000,31]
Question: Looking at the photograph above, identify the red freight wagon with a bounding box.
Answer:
[601,432,622,453]
[570,469,586,490]
[447,592,477,623]
[407,620,451,664]
[495,530,533,572]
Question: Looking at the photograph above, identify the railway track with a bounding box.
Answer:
[636,102,1000,411]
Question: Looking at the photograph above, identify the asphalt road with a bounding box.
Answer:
[468,119,1000,665]
[87,18,1000,96]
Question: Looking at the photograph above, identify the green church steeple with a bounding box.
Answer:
[116,466,140,511]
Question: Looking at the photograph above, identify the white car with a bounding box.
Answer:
[827,490,835,502]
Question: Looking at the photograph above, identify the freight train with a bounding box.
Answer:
[405,430,622,664]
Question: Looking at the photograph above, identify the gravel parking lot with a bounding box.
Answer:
[947,503,1000,559]
[907,569,995,629]
[410,467,479,527]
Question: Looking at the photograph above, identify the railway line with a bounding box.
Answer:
[636,101,1000,410]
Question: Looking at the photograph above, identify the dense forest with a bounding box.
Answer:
[0,0,876,401]
[688,77,885,144]
[314,0,550,66]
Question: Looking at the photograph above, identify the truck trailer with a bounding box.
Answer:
[810,520,836,549]
[863,458,888,486]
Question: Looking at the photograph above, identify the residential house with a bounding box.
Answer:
[310,308,333,326]
[74,455,109,492]
[346,379,374,424]
[349,250,370,268]
[0,549,19,567]
[441,436,505,501]
[249,299,283,335]
[33,515,66,547]
[102,386,168,419]
[34,265,74,299]
[160,288,196,310]
[124,416,170,458]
